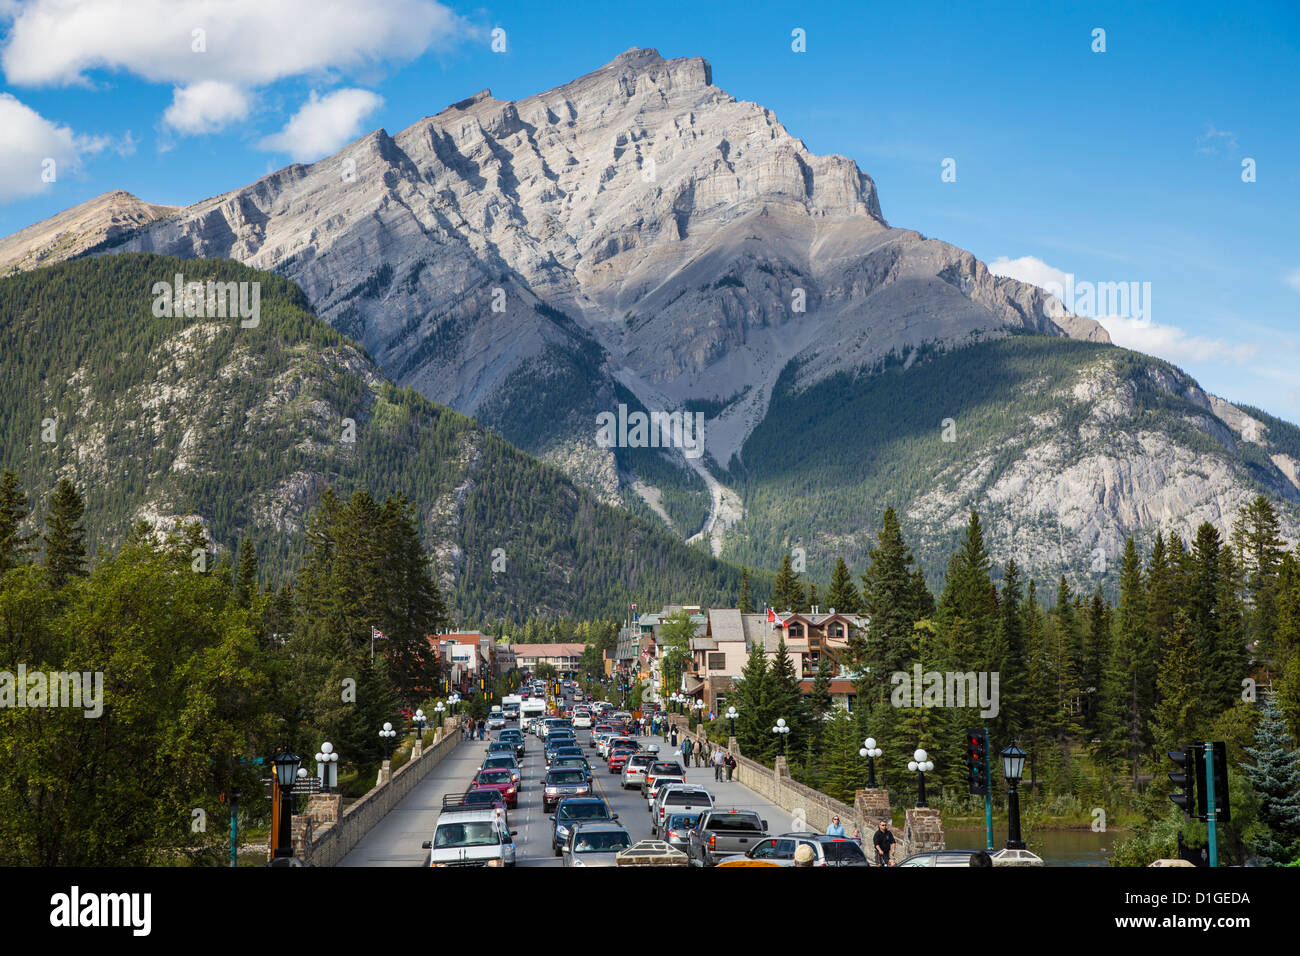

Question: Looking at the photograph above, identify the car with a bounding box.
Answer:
[599,734,635,758]
[718,833,870,867]
[542,767,592,811]
[651,785,713,835]
[621,752,657,789]
[480,754,521,784]
[643,761,686,798]
[549,797,617,855]
[471,768,519,808]
[487,709,506,730]
[572,710,592,729]
[485,741,515,760]
[685,809,768,866]
[590,726,614,750]
[562,821,633,868]
[547,745,586,767]
[456,789,509,821]
[551,756,594,782]
[496,729,526,758]
[422,803,518,867]
[896,850,981,867]
[607,747,637,774]
[663,812,702,851]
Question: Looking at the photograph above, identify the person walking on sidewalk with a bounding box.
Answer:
[694,738,705,768]
[712,746,725,781]
[725,752,736,781]
[873,820,896,867]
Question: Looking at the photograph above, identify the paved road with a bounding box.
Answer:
[340,716,801,867]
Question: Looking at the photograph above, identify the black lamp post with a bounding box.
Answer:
[908,748,934,808]
[412,708,427,742]
[272,749,300,859]
[1001,742,1027,850]
[858,737,882,788]
[726,706,738,738]
[771,717,790,757]
[379,721,397,760]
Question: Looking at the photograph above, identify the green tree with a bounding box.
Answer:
[770,552,804,612]
[1241,695,1300,865]
[733,642,773,758]
[738,567,755,614]
[824,556,861,615]
[854,507,925,716]
[1233,495,1286,657]
[234,536,258,608]
[0,470,36,572]
[42,478,87,589]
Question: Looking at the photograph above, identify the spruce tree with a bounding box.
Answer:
[43,478,87,589]
[808,653,834,726]
[738,567,755,613]
[234,537,258,608]
[1233,495,1285,657]
[1241,695,1300,865]
[770,553,804,612]
[825,556,861,614]
[856,507,923,715]
[1150,610,1206,761]
[0,470,36,572]
[734,642,773,758]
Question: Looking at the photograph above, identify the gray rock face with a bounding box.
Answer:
[93,47,1104,466]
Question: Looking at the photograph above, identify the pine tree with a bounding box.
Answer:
[1096,538,1151,782]
[936,511,999,671]
[770,553,804,612]
[990,560,1027,744]
[1241,695,1300,865]
[0,470,36,572]
[819,706,866,803]
[1150,610,1206,760]
[806,582,818,613]
[824,556,861,614]
[1233,495,1286,657]
[43,478,87,589]
[733,642,773,758]
[234,537,258,608]
[738,567,755,613]
[808,653,833,726]
[768,636,807,753]
[855,507,924,716]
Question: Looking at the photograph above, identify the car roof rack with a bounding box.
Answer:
[442,793,501,810]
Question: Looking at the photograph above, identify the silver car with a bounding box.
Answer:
[621,752,656,790]
[562,821,633,868]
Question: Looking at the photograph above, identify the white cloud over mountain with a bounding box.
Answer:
[258,88,384,162]
[0,92,114,202]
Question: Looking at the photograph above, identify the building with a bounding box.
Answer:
[512,643,587,675]
[685,608,864,716]
[431,631,493,692]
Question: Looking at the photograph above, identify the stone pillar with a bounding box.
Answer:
[903,807,945,855]
[305,793,342,827]
[412,737,424,760]
[291,813,314,864]
[377,759,391,788]
[727,736,738,753]
[856,788,892,826]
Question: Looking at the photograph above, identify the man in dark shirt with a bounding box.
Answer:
[873,820,896,866]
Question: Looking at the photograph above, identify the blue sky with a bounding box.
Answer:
[3,0,1298,422]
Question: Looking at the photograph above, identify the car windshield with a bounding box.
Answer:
[573,831,632,853]
[558,802,609,820]
[484,758,514,768]
[464,791,500,805]
[668,814,699,828]
[549,770,585,784]
[435,822,501,848]
[666,791,710,805]
[479,771,511,784]
[651,763,683,775]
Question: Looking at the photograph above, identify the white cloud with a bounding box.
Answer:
[1195,123,1238,155]
[988,255,1069,293]
[1,0,469,135]
[990,254,1257,366]
[1285,268,1300,293]
[0,92,111,201]
[162,81,252,135]
[1097,315,1257,365]
[258,88,384,162]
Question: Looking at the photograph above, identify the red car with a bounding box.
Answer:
[608,747,637,774]
[472,768,519,808]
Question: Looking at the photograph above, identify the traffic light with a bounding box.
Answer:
[1196,741,1231,823]
[964,728,989,796]
[1168,747,1197,818]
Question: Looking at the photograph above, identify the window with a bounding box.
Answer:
[707,653,726,670]
[788,624,804,638]
[830,624,844,638]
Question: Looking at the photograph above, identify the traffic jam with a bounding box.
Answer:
[422,678,872,867]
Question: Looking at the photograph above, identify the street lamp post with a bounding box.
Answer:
[433,701,445,729]
[314,741,339,793]
[907,748,934,808]
[693,698,705,728]
[726,706,738,738]
[412,708,427,743]
[771,717,790,757]
[272,749,300,859]
[858,737,882,788]
[379,721,397,761]
[1001,743,1028,850]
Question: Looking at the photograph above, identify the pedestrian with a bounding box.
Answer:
[679,734,688,761]
[872,820,896,867]
[712,747,724,781]
[792,844,815,867]
[671,727,679,748]
[725,753,736,781]
[826,815,846,837]
[477,718,485,740]
[694,738,705,768]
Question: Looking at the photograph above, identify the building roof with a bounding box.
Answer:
[511,643,587,658]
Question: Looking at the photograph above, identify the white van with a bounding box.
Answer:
[423,805,517,867]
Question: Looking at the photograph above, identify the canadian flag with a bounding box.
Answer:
[767,608,775,624]
[371,626,388,641]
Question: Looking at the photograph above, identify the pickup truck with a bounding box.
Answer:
[685,808,769,867]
